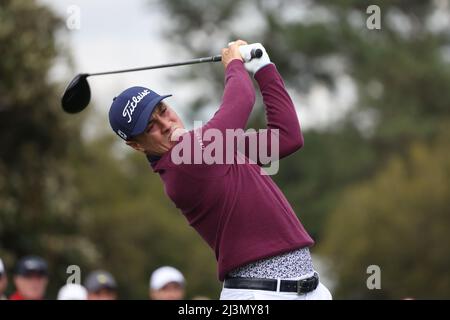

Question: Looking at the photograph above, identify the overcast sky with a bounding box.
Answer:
[39,0,356,140]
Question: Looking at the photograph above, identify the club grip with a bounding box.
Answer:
[213,48,263,63]
[250,48,263,59]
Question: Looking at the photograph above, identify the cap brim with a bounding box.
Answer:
[130,94,172,138]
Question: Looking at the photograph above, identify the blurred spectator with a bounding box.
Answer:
[57,283,87,300]
[84,270,118,300]
[10,255,49,300]
[0,258,7,300]
[149,266,185,300]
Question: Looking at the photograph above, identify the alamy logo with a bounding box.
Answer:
[170,122,280,175]
[366,5,381,30]
[66,265,81,284]
[122,89,151,123]
[66,5,81,30]
[366,265,381,290]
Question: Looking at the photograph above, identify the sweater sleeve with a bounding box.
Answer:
[240,64,304,165]
[166,59,255,170]
[202,59,256,134]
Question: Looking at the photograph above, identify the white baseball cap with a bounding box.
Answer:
[150,266,185,290]
[57,284,88,300]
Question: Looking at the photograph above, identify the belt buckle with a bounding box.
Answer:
[297,273,318,295]
[297,278,308,295]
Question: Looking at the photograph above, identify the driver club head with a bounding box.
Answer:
[61,73,91,113]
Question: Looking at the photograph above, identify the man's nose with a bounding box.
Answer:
[155,115,172,133]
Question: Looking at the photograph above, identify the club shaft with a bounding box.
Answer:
[88,55,222,77]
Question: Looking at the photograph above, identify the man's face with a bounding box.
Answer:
[14,273,48,300]
[150,282,185,300]
[127,102,185,156]
[87,288,117,300]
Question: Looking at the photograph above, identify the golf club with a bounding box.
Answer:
[61,49,263,114]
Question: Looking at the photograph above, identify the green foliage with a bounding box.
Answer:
[319,129,450,299]
[0,0,92,298]
[273,126,378,238]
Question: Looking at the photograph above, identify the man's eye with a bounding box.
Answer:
[161,108,167,114]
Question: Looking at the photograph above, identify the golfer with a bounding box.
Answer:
[108,40,332,300]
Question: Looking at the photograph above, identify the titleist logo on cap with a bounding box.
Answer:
[122,89,151,123]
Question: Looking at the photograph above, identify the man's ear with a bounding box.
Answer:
[126,140,145,153]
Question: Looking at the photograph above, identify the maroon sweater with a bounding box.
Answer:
[150,60,314,281]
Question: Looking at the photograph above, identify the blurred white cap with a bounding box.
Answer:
[0,258,4,274]
[150,266,185,290]
[57,284,88,300]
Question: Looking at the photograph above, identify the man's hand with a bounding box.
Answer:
[239,43,272,75]
[221,39,248,69]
